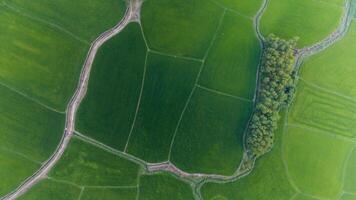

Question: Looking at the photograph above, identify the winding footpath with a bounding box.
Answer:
[1,1,139,199]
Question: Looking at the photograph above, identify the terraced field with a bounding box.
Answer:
[1,0,356,199]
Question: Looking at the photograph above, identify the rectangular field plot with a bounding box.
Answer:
[0,150,40,197]
[170,87,252,175]
[0,84,65,162]
[19,179,81,200]
[0,5,89,110]
[141,0,224,58]
[284,125,353,199]
[81,187,137,200]
[49,138,141,187]
[344,148,356,193]
[212,0,263,17]
[299,22,356,100]
[260,0,344,47]
[288,81,356,138]
[138,173,194,200]
[4,0,126,42]
[126,53,200,162]
[76,23,147,151]
[201,110,296,200]
[199,11,260,100]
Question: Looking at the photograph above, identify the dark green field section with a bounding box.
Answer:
[344,149,356,193]
[49,138,141,187]
[199,11,260,100]
[341,193,356,200]
[212,0,262,17]
[138,173,194,200]
[126,53,201,162]
[19,179,81,200]
[141,0,224,58]
[7,0,127,41]
[261,0,344,47]
[201,111,296,200]
[76,23,147,151]
[0,0,127,111]
[171,88,252,175]
[81,187,137,200]
[0,150,39,197]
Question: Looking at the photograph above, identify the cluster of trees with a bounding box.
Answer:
[246,34,297,157]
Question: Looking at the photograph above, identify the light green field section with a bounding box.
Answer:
[81,187,137,200]
[138,173,194,200]
[340,193,356,200]
[199,11,260,100]
[0,85,64,162]
[6,0,127,41]
[171,87,252,175]
[76,23,147,151]
[201,111,296,200]
[19,179,81,200]
[284,125,353,199]
[49,138,141,187]
[0,150,39,197]
[299,23,356,100]
[288,81,356,138]
[126,53,201,162]
[212,0,262,17]
[344,148,356,193]
[293,194,319,200]
[260,0,344,47]
[141,0,224,58]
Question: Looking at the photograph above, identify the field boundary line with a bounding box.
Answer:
[209,0,253,20]
[2,1,90,45]
[340,146,355,195]
[46,176,83,189]
[290,192,300,200]
[0,147,41,165]
[312,0,344,8]
[0,81,66,114]
[196,84,252,103]
[148,49,204,63]
[77,187,84,200]
[167,9,227,161]
[124,51,148,153]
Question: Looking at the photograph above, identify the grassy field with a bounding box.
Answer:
[76,23,147,151]
[199,11,260,100]
[138,173,194,200]
[299,23,356,100]
[0,0,126,111]
[344,148,356,193]
[49,138,141,187]
[126,53,201,162]
[260,0,344,47]
[201,111,296,200]
[212,0,262,17]
[341,193,356,200]
[19,179,81,200]
[170,87,252,175]
[141,0,224,58]
[0,150,40,197]
[81,188,137,200]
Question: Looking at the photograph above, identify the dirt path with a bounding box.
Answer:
[1,1,138,199]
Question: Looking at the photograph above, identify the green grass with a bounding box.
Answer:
[299,22,356,99]
[19,179,81,200]
[141,0,224,58]
[170,87,252,175]
[288,81,356,138]
[260,0,344,47]
[201,110,296,200]
[76,23,147,151]
[212,0,263,17]
[0,5,88,110]
[5,0,127,42]
[340,193,356,200]
[199,11,260,100]
[344,148,356,193]
[0,150,39,197]
[49,138,141,187]
[81,188,137,200]
[293,194,319,200]
[126,53,201,162]
[138,173,194,200]
[0,84,64,162]
[284,125,353,199]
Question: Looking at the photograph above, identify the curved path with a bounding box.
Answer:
[1,1,138,199]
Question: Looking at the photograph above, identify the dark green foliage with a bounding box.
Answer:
[246,34,297,157]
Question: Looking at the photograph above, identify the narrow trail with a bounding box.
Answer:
[1,1,139,199]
